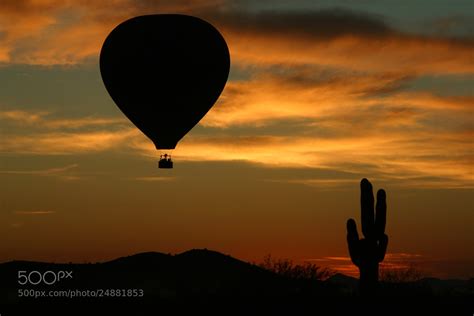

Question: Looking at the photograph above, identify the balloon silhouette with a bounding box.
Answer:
[99,14,230,161]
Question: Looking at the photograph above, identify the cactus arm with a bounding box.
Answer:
[347,218,361,267]
[375,189,386,239]
[360,178,375,239]
[377,234,389,262]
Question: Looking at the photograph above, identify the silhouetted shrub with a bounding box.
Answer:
[258,254,334,281]
[380,265,424,283]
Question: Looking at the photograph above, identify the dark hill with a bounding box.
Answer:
[0,249,294,304]
[0,249,472,315]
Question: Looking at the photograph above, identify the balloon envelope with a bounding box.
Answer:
[100,14,230,149]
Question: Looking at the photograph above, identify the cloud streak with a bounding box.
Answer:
[0,128,138,154]
[0,164,82,181]
[306,253,428,277]
[14,210,56,215]
[133,176,176,182]
[0,110,47,123]
[1,107,471,188]
[131,131,473,188]
[215,10,474,75]
[0,2,472,76]
[0,110,127,129]
[203,71,472,128]
[0,4,471,190]
[0,110,139,155]
[0,163,78,175]
[0,0,223,65]
[0,109,138,155]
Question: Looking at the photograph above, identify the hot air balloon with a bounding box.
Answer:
[99,14,230,168]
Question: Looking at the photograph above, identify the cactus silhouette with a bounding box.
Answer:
[347,178,388,295]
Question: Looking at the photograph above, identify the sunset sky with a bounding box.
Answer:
[0,0,472,279]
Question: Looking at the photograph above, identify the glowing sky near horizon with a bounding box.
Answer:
[0,0,473,278]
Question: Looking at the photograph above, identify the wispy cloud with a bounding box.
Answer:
[0,3,471,191]
[0,110,48,124]
[203,71,472,128]
[0,0,223,65]
[0,2,472,74]
[306,253,474,279]
[306,253,427,277]
[0,128,139,154]
[1,105,472,188]
[0,110,141,155]
[131,130,473,188]
[0,164,82,181]
[14,210,56,215]
[133,176,176,182]
[0,164,78,175]
[213,8,474,76]
[0,110,127,129]
[44,117,128,129]
[268,178,359,189]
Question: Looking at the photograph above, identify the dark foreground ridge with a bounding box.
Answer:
[1,249,473,315]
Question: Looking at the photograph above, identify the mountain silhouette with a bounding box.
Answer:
[1,249,472,315]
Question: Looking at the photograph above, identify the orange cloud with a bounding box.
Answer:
[203,72,472,128]
[307,253,428,277]
[0,128,138,154]
[133,176,176,182]
[223,31,474,75]
[1,108,471,188]
[210,10,474,75]
[0,110,47,123]
[130,130,473,188]
[0,111,138,155]
[0,0,223,65]
[0,0,60,63]
[14,210,56,215]
[0,163,78,175]
[0,110,127,128]
[0,2,472,76]
[44,117,128,129]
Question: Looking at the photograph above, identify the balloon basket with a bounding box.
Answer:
[158,155,173,169]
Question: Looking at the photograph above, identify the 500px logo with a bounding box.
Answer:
[18,270,73,285]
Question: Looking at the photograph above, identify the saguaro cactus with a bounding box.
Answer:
[347,178,388,294]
